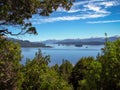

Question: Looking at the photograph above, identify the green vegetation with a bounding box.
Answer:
[69,57,102,90]
[0,36,22,90]
[0,35,120,90]
[21,50,71,90]
[97,39,120,90]
[8,38,52,48]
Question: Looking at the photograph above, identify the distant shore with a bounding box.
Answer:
[21,45,52,48]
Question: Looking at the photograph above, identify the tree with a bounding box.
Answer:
[59,59,73,81]
[51,64,59,73]
[0,36,22,90]
[69,57,102,90]
[97,39,120,90]
[21,50,72,90]
[0,0,73,36]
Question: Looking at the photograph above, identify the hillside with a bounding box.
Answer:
[8,38,51,48]
[42,36,120,45]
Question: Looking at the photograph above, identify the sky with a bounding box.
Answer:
[10,0,120,41]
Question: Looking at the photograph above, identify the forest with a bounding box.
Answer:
[0,36,120,90]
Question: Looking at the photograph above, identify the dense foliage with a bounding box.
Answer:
[97,39,120,90]
[69,57,102,90]
[21,50,72,90]
[0,0,73,35]
[0,35,120,90]
[69,39,120,90]
[0,36,22,90]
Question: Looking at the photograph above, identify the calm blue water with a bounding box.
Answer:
[21,44,104,66]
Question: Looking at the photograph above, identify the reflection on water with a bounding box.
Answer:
[21,44,104,66]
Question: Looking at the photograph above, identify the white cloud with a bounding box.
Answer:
[56,1,90,13]
[102,2,115,7]
[31,13,109,24]
[32,16,80,24]
[67,9,82,13]
[99,1,119,7]
[83,13,108,18]
[87,20,120,24]
[84,4,101,12]
[73,1,89,6]
[84,4,110,14]
[57,7,82,13]
[31,0,120,24]
[68,8,88,13]
[56,0,119,14]
[86,4,101,11]
[56,5,86,13]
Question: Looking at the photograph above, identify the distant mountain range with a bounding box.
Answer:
[7,38,51,48]
[42,35,120,45]
[7,35,120,47]
[42,39,61,44]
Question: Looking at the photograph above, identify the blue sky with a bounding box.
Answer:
[10,0,120,41]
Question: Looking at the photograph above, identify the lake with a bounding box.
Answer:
[21,44,104,66]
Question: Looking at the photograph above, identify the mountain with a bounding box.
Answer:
[42,36,120,45]
[7,35,119,47]
[7,38,52,48]
[42,39,60,44]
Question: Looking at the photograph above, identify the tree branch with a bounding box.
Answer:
[0,29,26,36]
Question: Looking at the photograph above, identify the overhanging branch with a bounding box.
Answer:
[0,29,26,36]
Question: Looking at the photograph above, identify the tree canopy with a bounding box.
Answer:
[0,0,74,36]
[69,39,120,90]
[0,37,22,89]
